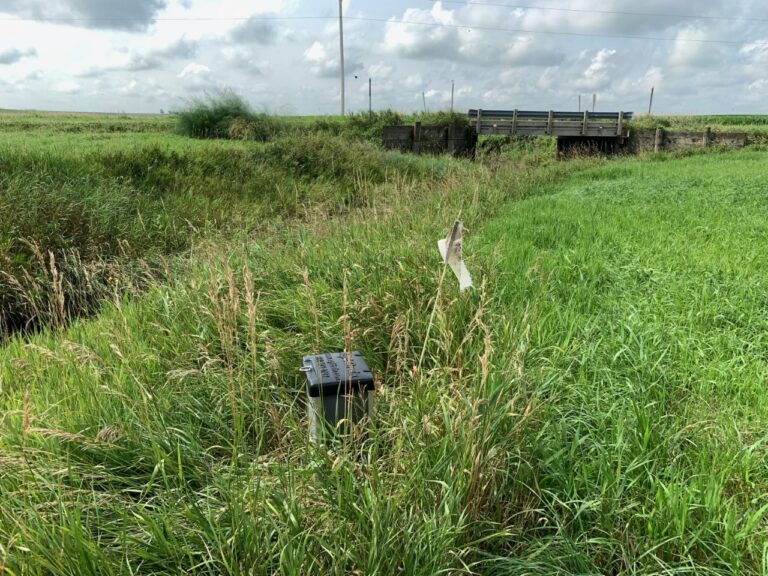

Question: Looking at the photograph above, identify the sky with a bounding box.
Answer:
[0,0,766,115]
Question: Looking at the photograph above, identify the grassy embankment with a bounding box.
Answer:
[629,114,768,144]
[0,107,469,334]
[1,110,768,574]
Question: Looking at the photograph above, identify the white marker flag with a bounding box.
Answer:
[437,219,473,291]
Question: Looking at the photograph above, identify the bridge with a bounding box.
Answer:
[469,109,634,155]
[381,109,636,157]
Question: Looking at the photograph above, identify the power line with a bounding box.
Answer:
[347,16,768,47]
[0,15,332,22]
[0,13,766,47]
[420,0,768,25]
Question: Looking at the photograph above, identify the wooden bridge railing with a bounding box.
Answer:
[469,109,634,138]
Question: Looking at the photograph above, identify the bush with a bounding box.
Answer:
[227,115,284,142]
[178,92,274,139]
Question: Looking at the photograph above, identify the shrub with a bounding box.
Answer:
[227,114,284,142]
[177,92,257,139]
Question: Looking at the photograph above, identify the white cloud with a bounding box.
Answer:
[403,74,423,89]
[385,3,562,67]
[368,63,393,79]
[304,42,327,64]
[177,63,210,79]
[575,49,617,91]
[53,80,81,93]
[669,27,712,67]
[302,40,362,78]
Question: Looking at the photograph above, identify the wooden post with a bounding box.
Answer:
[648,86,655,115]
[512,109,518,134]
[547,110,553,135]
[703,127,711,147]
[654,128,663,152]
[581,110,588,135]
[617,111,624,136]
[414,122,422,154]
[476,109,482,134]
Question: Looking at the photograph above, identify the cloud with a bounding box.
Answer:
[519,0,729,36]
[178,63,211,79]
[385,3,563,67]
[368,63,393,79]
[502,36,564,66]
[0,0,167,31]
[0,47,37,65]
[575,49,618,91]
[175,63,224,93]
[153,37,198,59]
[303,40,363,78]
[222,48,268,75]
[229,15,277,44]
[124,37,199,70]
[669,27,714,67]
[403,74,423,89]
[53,80,81,94]
[120,79,138,94]
[78,37,198,76]
[385,4,458,61]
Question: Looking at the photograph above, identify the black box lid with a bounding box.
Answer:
[302,351,374,397]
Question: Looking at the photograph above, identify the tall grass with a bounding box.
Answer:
[176,92,284,141]
[3,111,768,574]
[0,138,586,574]
[0,127,464,336]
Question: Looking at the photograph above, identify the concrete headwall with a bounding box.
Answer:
[383,124,477,157]
[629,128,747,152]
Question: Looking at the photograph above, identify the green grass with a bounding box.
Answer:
[478,150,768,572]
[2,111,768,574]
[0,110,174,134]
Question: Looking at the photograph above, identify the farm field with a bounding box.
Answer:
[1,112,768,574]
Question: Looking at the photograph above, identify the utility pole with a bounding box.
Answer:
[338,0,345,116]
[422,91,427,113]
[648,86,655,115]
[578,94,581,112]
[592,93,596,113]
[450,80,455,113]
[368,77,372,119]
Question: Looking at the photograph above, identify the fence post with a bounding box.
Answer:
[703,127,711,147]
[654,128,664,152]
[414,122,422,154]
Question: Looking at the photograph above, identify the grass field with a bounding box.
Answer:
[1,111,768,574]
